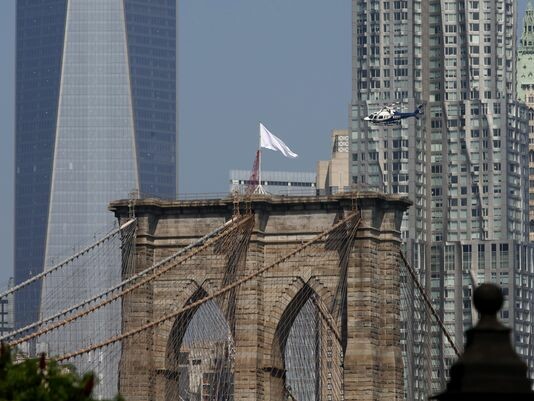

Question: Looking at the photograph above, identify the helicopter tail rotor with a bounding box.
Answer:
[414,103,425,119]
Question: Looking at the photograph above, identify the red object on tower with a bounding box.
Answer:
[246,150,260,195]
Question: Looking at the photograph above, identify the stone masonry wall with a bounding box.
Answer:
[110,193,410,401]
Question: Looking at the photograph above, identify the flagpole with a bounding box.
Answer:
[258,124,262,190]
[255,123,266,194]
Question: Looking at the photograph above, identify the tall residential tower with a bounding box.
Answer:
[351,0,533,399]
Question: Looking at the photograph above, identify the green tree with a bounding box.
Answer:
[0,344,122,401]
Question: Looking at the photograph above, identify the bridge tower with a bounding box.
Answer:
[110,193,410,401]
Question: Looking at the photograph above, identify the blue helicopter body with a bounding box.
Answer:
[363,104,424,125]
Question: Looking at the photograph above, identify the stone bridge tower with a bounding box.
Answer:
[110,193,410,401]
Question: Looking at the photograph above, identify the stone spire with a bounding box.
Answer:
[431,284,534,400]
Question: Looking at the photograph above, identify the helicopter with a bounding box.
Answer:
[363,103,424,125]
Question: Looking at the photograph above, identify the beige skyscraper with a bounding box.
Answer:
[316,129,350,195]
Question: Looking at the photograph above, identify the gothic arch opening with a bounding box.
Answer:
[271,284,343,401]
[165,288,235,401]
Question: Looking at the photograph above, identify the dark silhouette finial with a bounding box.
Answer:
[473,283,503,316]
[431,283,534,401]
[471,283,506,331]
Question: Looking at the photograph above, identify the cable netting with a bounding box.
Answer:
[3,219,137,398]
[3,208,459,401]
[6,211,358,401]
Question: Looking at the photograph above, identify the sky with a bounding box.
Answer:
[0,0,352,285]
[0,1,529,284]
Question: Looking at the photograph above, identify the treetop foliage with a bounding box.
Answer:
[0,343,123,401]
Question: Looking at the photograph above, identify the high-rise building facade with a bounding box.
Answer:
[15,0,177,395]
[517,1,534,240]
[351,0,533,399]
[351,2,430,397]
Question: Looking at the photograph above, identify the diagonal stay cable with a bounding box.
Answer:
[0,219,136,301]
[2,224,135,341]
[311,291,342,344]
[10,215,254,347]
[56,211,360,362]
[399,250,460,357]
[3,215,239,341]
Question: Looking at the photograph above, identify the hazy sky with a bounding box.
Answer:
[0,0,352,284]
[0,1,529,284]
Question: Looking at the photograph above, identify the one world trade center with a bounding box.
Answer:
[15,0,177,394]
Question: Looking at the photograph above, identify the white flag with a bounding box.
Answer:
[259,123,298,158]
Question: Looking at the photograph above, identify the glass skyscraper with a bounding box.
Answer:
[15,0,176,362]
[351,0,533,399]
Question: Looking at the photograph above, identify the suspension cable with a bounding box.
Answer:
[0,219,136,301]
[400,251,460,357]
[56,211,360,362]
[9,215,254,347]
[3,216,241,341]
